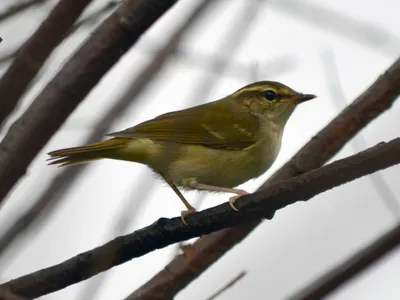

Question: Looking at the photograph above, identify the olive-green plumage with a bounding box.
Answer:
[48,81,316,218]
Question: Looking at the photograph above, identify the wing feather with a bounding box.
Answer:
[107,100,260,150]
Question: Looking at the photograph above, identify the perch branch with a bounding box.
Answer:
[1,138,399,299]
[0,0,213,266]
[128,56,400,299]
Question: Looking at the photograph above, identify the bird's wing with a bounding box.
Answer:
[107,101,260,150]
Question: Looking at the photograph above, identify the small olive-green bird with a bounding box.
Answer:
[48,81,316,221]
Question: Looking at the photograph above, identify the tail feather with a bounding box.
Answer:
[48,138,128,167]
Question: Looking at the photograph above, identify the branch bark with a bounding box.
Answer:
[288,222,400,300]
[0,0,178,204]
[1,138,400,299]
[0,0,94,128]
[0,287,26,300]
[129,57,400,299]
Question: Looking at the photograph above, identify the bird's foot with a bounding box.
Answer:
[229,190,249,212]
[181,207,197,226]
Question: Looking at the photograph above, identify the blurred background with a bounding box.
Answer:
[0,0,399,299]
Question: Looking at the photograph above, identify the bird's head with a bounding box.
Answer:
[232,81,316,123]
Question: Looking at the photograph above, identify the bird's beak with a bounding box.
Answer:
[295,93,317,103]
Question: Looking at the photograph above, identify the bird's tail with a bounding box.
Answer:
[48,138,128,167]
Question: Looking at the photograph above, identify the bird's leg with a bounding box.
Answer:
[165,180,196,225]
[192,183,248,212]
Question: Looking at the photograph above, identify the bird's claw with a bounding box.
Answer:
[229,190,249,212]
[181,207,197,225]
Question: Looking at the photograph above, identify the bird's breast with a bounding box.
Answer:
[165,127,283,189]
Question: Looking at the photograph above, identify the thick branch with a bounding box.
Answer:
[288,223,400,300]
[0,0,178,203]
[0,0,213,266]
[0,0,94,128]
[1,138,399,299]
[130,57,400,298]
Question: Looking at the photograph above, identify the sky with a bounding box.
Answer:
[0,0,399,299]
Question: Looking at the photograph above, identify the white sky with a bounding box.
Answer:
[0,0,399,299]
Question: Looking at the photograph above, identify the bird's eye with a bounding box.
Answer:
[263,90,277,101]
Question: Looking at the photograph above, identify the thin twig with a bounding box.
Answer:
[128,57,400,299]
[321,49,400,219]
[1,138,400,299]
[288,222,400,300]
[0,0,120,67]
[0,0,95,129]
[205,270,247,300]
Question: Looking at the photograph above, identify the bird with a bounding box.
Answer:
[48,81,316,223]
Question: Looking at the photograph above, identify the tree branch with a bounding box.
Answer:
[0,0,120,67]
[0,0,214,267]
[1,138,399,299]
[205,270,247,300]
[0,0,95,129]
[129,56,400,299]
[0,0,178,203]
[0,287,26,300]
[288,222,400,300]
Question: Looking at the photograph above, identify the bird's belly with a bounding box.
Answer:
[166,139,280,188]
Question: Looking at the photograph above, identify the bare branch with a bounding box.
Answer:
[0,0,214,267]
[205,270,247,300]
[0,0,179,204]
[0,0,95,128]
[0,0,120,67]
[321,49,400,219]
[288,223,400,300]
[1,138,400,299]
[0,0,49,23]
[129,57,400,298]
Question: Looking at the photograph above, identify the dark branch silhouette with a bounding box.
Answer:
[0,287,26,300]
[0,0,214,266]
[288,223,400,300]
[0,0,95,129]
[0,0,178,204]
[0,0,120,66]
[1,138,399,299]
[129,57,400,299]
